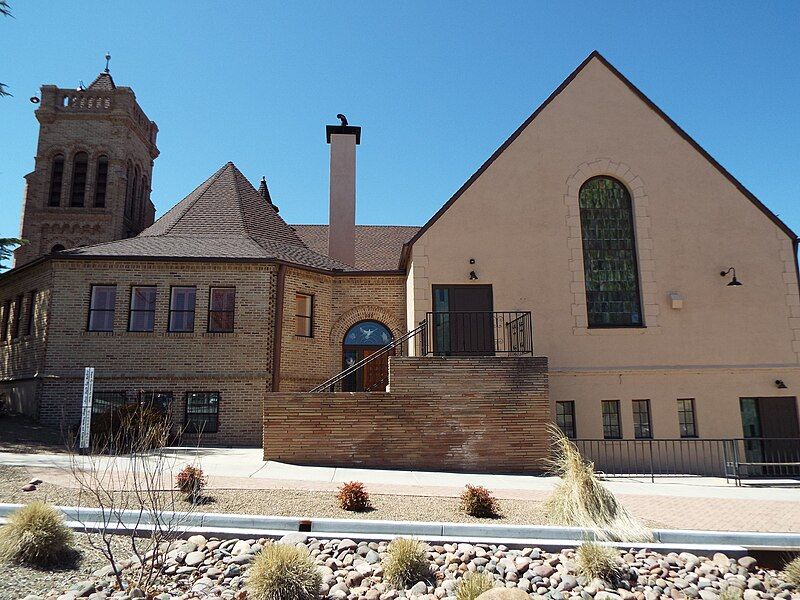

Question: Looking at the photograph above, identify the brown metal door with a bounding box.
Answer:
[433,285,494,355]
[756,397,799,475]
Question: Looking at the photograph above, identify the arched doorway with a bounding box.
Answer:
[342,320,393,392]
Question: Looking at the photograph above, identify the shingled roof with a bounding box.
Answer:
[64,162,352,271]
[86,72,116,91]
[293,225,419,271]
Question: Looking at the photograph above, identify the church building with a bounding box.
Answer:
[1,52,798,473]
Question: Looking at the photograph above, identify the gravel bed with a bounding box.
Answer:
[5,533,798,600]
[0,466,558,525]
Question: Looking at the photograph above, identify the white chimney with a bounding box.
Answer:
[326,116,360,267]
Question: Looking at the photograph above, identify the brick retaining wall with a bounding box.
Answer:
[263,356,549,473]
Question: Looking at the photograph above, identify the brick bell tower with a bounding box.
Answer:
[14,54,159,267]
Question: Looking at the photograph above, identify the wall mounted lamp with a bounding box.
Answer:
[720,267,742,286]
[775,379,788,389]
[469,271,478,280]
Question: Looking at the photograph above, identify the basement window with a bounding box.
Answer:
[295,293,313,337]
[185,392,219,434]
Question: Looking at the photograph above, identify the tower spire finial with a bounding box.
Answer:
[104,52,111,74]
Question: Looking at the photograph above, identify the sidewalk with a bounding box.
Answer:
[3,448,799,533]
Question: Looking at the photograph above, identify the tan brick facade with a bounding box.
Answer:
[264,356,550,473]
[15,79,158,266]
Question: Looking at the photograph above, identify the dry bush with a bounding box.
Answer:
[575,541,620,583]
[69,408,200,591]
[248,542,321,600]
[0,501,74,567]
[459,485,499,518]
[383,538,433,587]
[336,481,371,511]
[784,555,800,586]
[456,571,495,600]
[545,424,652,542]
[718,587,743,600]
[91,402,170,451]
[176,464,207,503]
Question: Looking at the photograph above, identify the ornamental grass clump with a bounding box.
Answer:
[784,555,800,586]
[718,588,744,600]
[456,571,495,600]
[176,464,207,502]
[336,481,371,511]
[459,484,499,518]
[0,501,74,567]
[382,538,432,588]
[248,542,321,600]
[545,424,652,542]
[575,541,621,583]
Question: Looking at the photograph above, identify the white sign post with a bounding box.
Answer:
[79,367,95,454]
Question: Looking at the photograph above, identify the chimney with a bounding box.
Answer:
[326,115,361,267]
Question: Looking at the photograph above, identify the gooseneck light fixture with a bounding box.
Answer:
[720,267,742,286]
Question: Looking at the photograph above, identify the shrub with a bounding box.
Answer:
[575,541,620,583]
[91,402,170,451]
[176,464,207,502]
[784,555,800,586]
[383,538,432,588]
[336,481,371,511]
[456,571,495,600]
[0,501,74,566]
[248,542,321,600]
[545,424,652,542]
[718,588,744,600]
[459,485,499,518]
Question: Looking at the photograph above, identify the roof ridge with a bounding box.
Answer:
[230,164,250,236]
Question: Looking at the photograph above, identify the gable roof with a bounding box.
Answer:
[400,50,797,268]
[64,162,353,271]
[293,225,418,271]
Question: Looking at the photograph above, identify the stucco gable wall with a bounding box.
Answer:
[410,58,800,369]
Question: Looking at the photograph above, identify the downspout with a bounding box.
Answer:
[271,264,286,392]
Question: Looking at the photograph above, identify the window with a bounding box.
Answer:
[129,286,156,332]
[91,391,127,416]
[556,401,576,439]
[208,287,235,333]
[12,295,23,339]
[632,399,652,439]
[87,285,116,332]
[48,155,65,206]
[169,286,196,332]
[130,165,140,219]
[94,155,109,207]
[125,161,134,217]
[579,177,642,327]
[602,400,622,439]
[678,398,698,438]
[70,151,89,207]
[136,173,145,221]
[1,300,11,341]
[295,293,313,337]
[185,392,219,433]
[50,244,65,253]
[25,290,37,336]
[140,391,173,414]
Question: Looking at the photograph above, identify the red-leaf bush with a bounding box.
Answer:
[459,484,499,517]
[336,481,371,511]
[176,464,207,502]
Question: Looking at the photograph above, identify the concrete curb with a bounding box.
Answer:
[2,503,797,554]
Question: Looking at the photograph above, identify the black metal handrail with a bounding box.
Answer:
[572,437,800,483]
[422,311,533,356]
[309,322,427,393]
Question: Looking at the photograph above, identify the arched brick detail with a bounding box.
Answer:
[329,306,405,346]
[564,159,660,335]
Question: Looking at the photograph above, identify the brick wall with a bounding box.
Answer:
[278,270,406,392]
[264,356,550,473]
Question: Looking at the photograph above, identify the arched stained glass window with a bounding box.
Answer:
[579,176,642,327]
[343,321,393,346]
[94,155,109,207]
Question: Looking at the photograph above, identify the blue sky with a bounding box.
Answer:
[2,1,799,239]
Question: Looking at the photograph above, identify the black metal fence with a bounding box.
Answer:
[574,437,800,482]
[421,311,533,356]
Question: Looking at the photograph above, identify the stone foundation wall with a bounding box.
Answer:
[263,356,549,473]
